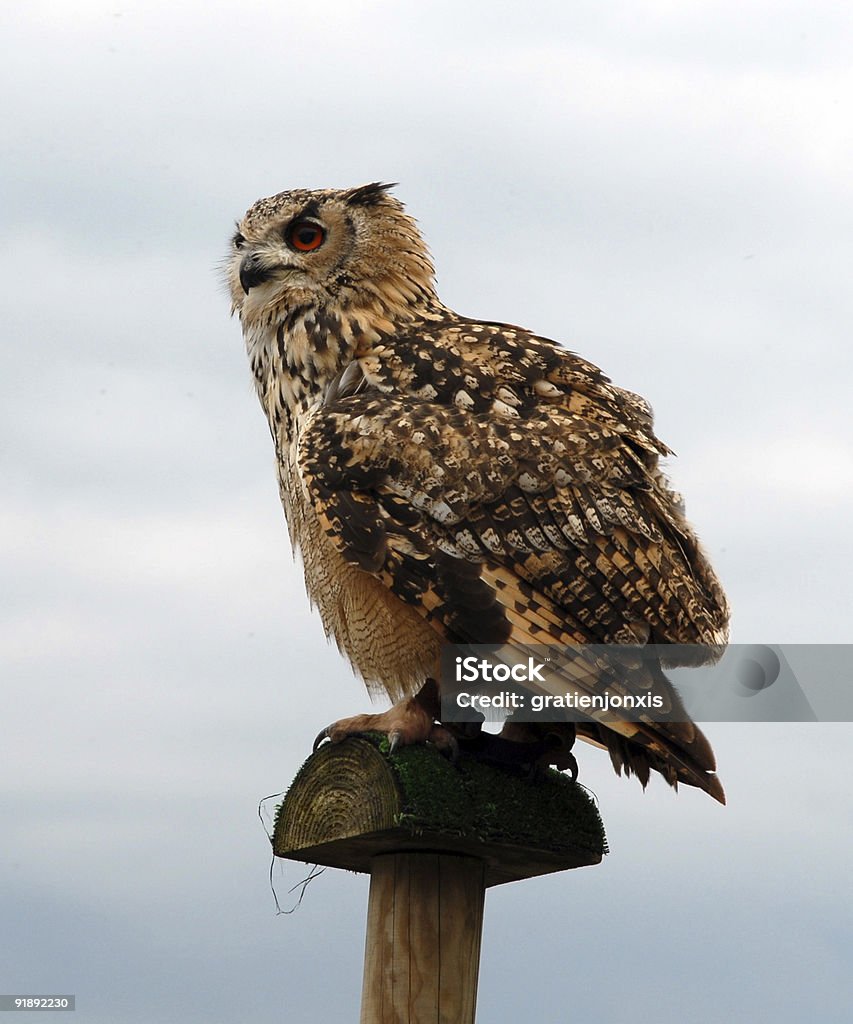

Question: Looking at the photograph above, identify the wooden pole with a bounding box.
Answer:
[360,853,484,1024]
[273,736,606,1022]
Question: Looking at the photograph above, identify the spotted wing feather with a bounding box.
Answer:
[298,320,729,800]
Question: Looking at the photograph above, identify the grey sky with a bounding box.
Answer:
[3,2,852,1021]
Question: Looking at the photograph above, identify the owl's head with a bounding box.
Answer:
[227,183,437,323]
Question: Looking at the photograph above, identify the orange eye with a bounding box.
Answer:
[286,220,326,252]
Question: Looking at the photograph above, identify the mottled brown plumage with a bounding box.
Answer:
[227,183,730,802]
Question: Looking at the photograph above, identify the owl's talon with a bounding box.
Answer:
[309,694,436,754]
[313,727,332,751]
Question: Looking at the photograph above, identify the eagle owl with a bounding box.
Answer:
[227,183,729,803]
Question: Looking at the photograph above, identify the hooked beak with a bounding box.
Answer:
[239,252,275,293]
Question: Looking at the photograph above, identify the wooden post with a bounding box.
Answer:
[273,736,606,1023]
[360,853,484,1023]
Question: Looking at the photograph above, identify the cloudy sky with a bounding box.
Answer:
[3,1,852,1021]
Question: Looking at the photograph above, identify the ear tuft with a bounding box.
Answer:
[344,182,398,207]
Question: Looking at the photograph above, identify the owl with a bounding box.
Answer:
[226,183,729,802]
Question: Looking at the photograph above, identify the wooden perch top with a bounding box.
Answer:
[273,736,606,886]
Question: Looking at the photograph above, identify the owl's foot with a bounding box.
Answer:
[452,720,578,778]
[313,680,457,757]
